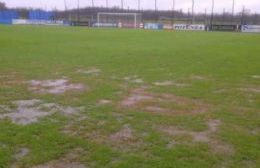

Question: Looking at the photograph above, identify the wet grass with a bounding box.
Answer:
[0,25,259,168]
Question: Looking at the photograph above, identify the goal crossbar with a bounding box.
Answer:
[97,12,141,28]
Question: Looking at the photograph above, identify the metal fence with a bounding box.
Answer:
[29,10,53,20]
[0,10,18,24]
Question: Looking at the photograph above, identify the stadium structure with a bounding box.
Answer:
[0,7,260,33]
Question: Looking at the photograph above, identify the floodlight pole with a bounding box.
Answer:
[222,8,225,23]
[191,0,194,24]
[155,0,157,11]
[232,0,235,23]
[77,0,80,23]
[232,0,235,17]
[172,0,175,28]
[97,13,99,27]
[134,13,137,28]
[241,6,245,25]
[210,0,214,30]
[92,0,94,8]
[138,0,140,11]
[64,0,67,11]
[63,0,68,20]
[204,8,207,25]
[106,0,108,8]
[121,0,124,9]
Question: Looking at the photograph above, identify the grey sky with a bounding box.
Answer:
[2,0,260,13]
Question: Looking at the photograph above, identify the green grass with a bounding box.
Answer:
[0,25,259,168]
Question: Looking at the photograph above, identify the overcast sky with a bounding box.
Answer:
[2,0,260,13]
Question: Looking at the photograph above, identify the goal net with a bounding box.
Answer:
[95,12,142,28]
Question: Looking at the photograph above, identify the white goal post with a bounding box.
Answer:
[96,12,142,28]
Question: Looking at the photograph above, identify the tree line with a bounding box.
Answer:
[1,1,260,25]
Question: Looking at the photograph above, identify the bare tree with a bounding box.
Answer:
[0,1,6,10]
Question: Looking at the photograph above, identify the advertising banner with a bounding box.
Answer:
[92,23,118,28]
[12,19,66,26]
[241,25,260,33]
[211,25,238,31]
[173,24,205,31]
[144,23,163,30]
[163,24,173,30]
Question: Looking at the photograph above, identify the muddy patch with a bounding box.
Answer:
[77,67,101,75]
[124,75,144,84]
[238,87,260,93]
[213,88,228,94]
[120,88,209,116]
[109,125,139,150]
[120,88,153,107]
[251,75,260,79]
[0,100,84,125]
[158,120,221,142]
[145,106,168,113]
[250,127,260,135]
[33,148,86,168]
[29,78,85,94]
[190,75,207,80]
[14,148,30,160]
[110,125,134,143]
[97,99,112,105]
[210,140,234,155]
[34,162,85,168]
[208,119,222,132]
[153,81,188,87]
[0,100,51,125]
[158,119,233,155]
[0,105,11,114]
[11,147,30,168]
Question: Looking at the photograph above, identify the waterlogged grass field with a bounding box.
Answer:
[0,25,259,168]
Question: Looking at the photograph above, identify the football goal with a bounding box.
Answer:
[96,12,142,28]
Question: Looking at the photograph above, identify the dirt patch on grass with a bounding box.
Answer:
[250,127,260,135]
[0,100,51,125]
[29,78,85,94]
[77,67,101,75]
[110,125,134,143]
[153,81,188,87]
[251,75,260,79]
[120,88,153,107]
[213,88,228,94]
[14,148,30,160]
[33,148,86,168]
[210,140,234,155]
[0,100,84,125]
[145,106,168,113]
[238,86,260,93]
[208,119,222,132]
[120,88,209,116]
[158,119,234,155]
[158,120,221,142]
[109,125,140,150]
[11,147,30,168]
[34,162,85,168]
[124,76,144,84]
[0,105,11,114]
[190,75,208,80]
[97,99,112,105]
